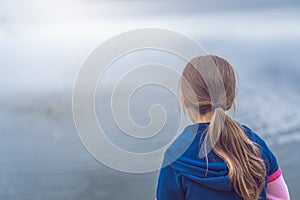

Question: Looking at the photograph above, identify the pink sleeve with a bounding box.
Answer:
[266,170,290,200]
[268,168,282,183]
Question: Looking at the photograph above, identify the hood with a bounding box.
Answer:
[163,123,233,192]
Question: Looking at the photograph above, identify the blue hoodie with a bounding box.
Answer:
[156,122,279,200]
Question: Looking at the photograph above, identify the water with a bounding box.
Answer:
[1,1,300,199]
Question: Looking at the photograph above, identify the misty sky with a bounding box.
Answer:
[1,0,300,93]
[1,0,300,39]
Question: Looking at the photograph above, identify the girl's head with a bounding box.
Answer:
[180,55,236,115]
[180,55,266,200]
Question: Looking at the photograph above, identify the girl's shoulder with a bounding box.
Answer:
[240,123,280,176]
[239,123,269,149]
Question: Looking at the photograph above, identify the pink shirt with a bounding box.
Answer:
[266,169,290,200]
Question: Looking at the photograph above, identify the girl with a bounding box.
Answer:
[156,55,290,200]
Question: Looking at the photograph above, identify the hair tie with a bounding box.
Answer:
[212,103,224,111]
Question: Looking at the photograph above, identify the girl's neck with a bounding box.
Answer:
[186,107,212,123]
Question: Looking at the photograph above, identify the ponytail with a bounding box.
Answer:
[207,107,266,200]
